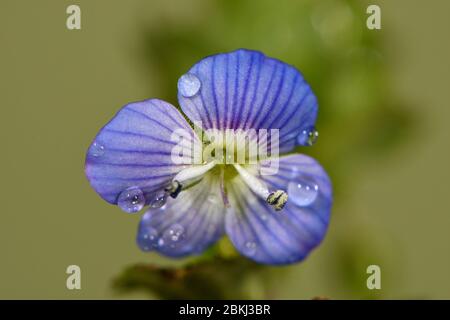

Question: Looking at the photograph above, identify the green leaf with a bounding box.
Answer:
[112,257,265,299]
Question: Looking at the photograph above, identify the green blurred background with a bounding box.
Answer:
[1,0,449,299]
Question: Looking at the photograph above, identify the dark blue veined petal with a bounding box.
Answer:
[177,49,318,153]
[85,99,199,205]
[136,175,225,257]
[225,154,332,265]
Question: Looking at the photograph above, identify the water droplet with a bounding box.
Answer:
[90,141,105,157]
[244,241,257,256]
[288,180,319,206]
[149,190,168,209]
[297,127,319,146]
[118,187,145,213]
[162,224,185,248]
[178,73,201,97]
[136,227,158,251]
[169,224,185,242]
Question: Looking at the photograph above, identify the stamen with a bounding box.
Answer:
[233,164,270,199]
[173,160,217,183]
[233,164,288,211]
[169,160,217,198]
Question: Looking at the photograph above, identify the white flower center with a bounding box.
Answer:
[169,161,288,211]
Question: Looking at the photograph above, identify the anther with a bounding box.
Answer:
[165,180,182,199]
[267,190,288,211]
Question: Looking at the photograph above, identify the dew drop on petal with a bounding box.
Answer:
[297,127,319,146]
[136,227,158,251]
[244,241,257,256]
[149,190,168,209]
[178,73,201,97]
[90,141,105,157]
[118,186,145,213]
[169,224,185,242]
[162,224,185,248]
[287,180,319,207]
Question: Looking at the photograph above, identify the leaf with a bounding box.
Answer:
[112,257,264,299]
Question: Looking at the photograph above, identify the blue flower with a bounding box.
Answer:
[85,49,332,265]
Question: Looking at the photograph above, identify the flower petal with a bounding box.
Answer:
[85,99,199,204]
[136,175,225,257]
[178,49,318,152]
[225,154,332,265]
